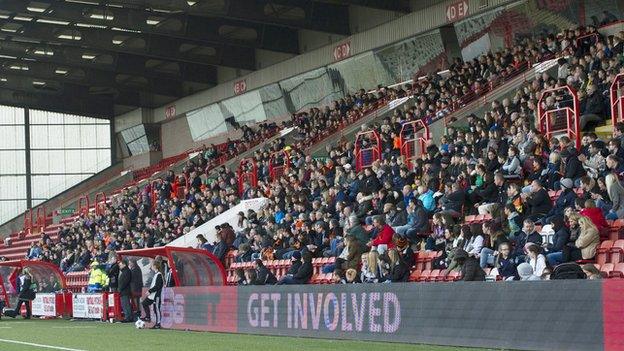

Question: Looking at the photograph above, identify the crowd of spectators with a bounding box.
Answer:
[14,21,624,286]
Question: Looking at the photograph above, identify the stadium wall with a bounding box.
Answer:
[155,281,624,351]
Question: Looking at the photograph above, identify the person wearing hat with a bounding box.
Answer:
[454,249,485,281]
[541,178,577,224]
[118,258,134,322]
[517,262,541,281]
[87,260,109,293]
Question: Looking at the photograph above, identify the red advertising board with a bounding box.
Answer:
[446,1,469,22]
[333,41,351,62]
[234,79,247,95]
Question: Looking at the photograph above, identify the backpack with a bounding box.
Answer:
[551,262,587,280]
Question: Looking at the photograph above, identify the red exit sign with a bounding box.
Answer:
[446,0,469,22]
[234,79,247,95]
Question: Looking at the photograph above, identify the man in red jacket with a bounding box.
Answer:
[368,216,396,250]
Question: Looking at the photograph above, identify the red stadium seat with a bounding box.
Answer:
[597,240,614,265]
[611,263,624,278]
[611,240,624,263]
[417,270,431,282]
[601,263,615,277]
[408,269,421,282]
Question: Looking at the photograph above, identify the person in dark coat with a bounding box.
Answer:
[5,268,35,319]
[277,252,313,284]
[129,259,143,319]
[118,258,133,322]
[561,148,586,183]
[522,180,553,221]
[211,232,228,264]
[253,259,277,285]
[542,178,577,224]
[545,215,571,267]
[107,255,120,292]
[382,249,409,282]
[455,249,486,281]
[284,251,302,276]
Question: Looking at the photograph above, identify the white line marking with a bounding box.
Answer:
[0,338,87,351]
[0,327,11,329]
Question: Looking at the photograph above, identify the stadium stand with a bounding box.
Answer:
[2,15,624,294]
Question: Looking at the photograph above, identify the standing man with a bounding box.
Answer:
[118,258,133,323]
[129,259,143,320]
[107,254,120,293]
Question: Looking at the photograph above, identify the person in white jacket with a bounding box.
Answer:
[525,243,547,277]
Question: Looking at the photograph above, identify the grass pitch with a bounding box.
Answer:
[0,318,492,351]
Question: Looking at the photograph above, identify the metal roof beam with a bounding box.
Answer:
[0,19,257,70]
[1,0,299,54]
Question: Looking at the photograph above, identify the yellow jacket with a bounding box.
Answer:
[88,267,109,287]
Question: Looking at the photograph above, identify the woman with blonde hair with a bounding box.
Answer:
[565,216,600,262]
[360,250,380,283]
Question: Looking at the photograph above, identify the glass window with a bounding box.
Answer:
[0,126,25,150]
[0,151,25,174]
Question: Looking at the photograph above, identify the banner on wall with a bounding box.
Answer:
[72,293,105,319]
[153,281,612,351]
[31,293,56,317]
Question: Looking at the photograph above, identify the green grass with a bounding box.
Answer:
[0,318,491,351]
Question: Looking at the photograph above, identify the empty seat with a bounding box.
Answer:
[417,270,431,282]
[597,240,614,265]
[601,263,615,277]
[611,240,624,263]
[408,269,421,282]
[611,263,624,278]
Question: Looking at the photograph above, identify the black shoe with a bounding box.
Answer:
[140,316,151,323]
[150,324,161,329]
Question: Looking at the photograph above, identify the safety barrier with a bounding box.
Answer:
[238,158,258,196]
[269,150,290,182]
[399,120,430,170]
[538,85,581,150]
[78,195,90,216]
[355,130,381,171]
[611,73,624,130]
[94,192,106,216]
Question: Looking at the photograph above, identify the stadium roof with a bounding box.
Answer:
[0,0,412,118]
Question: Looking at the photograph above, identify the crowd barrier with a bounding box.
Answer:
[143,281,622,351]
[27,292,122,321]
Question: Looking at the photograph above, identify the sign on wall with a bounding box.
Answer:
[165,105,176,119]
[333,41,351,62]
[446,0,469,22]
[234,80,247,95]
